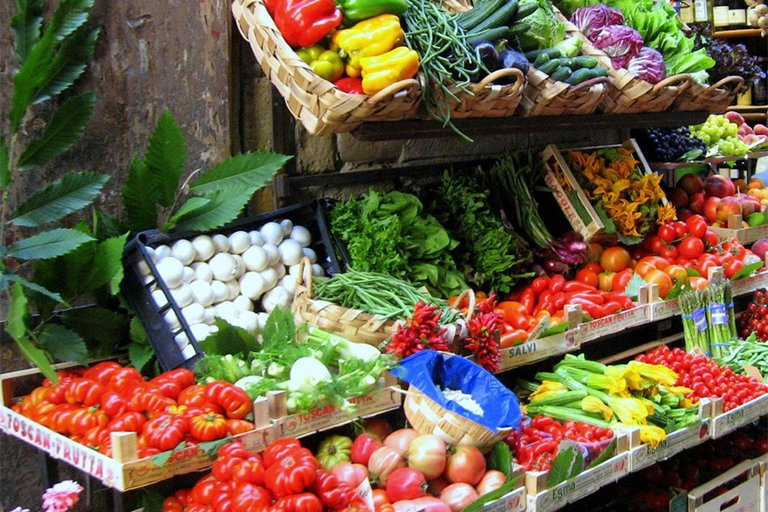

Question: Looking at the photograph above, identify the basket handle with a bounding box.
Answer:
[368,78,420,104]
[451,288,477,323]
[709,75,745,93]
[471,67,525,95]
[651,73,693,93]
[567,75,611,94]
[294,256,314,296]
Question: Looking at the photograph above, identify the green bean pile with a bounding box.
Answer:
[312,268,461,324]
[404,0,485,140]
[715,337,768,375]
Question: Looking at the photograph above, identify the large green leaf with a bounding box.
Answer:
[129,318,154,372]
[7,228,94,260]
[7,282,29,340]
[11,171,107,227]
[199,319,254,355]
[16,335,58,384]
[17,93,97,170]
[170,188,252,232]
[169,197,210,225]
[189,152,290,196]
[82,233,129,293]
[145,111,187,208]
[1,273,63,303]
[11,0,45,63]
[63,306,128,350]
[38,323,88,363]
[9,0,94,130]
[34,26,99,104]
[122,157,160,232]
[0,137,9,189]
[547,441,584,488]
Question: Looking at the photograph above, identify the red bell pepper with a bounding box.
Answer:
[273,0,342,48]
[334,77,365,94]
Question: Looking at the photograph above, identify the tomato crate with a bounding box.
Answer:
[709,393,768,439]
[578,304,651,344]
[524,432,632,512]
[0,365,276,492]
[541,139,660,244]
[686,459,761,512]
[498,328,581,373]
[480,485,526,512]
[122,201,342,371]
[627,402,712,473]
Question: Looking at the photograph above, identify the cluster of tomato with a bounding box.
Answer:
[13,362,254,458]
[737,290,768,340]
[162,438,366,512]
[640,215,757,281]
[636,346,768,411]
[505,416,615,472]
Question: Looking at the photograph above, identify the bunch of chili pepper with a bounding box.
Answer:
[13,362,255,458]
[463,294,503,373]
[505,415,615,472]
[386,301,449,358]
[161,438,366,512]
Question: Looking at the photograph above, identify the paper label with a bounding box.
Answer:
[709,303,727,326]
[499,330,580,371]
[692,308,708,332]
[580,307,649,342]
[355,478,374,512]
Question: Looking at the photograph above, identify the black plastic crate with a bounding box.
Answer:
[122,202,341,371]
[317,197,351,271]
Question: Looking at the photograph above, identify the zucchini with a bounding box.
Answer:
[465,26,510,46]
[471,0,519,33]
[561,56,598,70]
[528,390,588,406]
[549,66,572,82]
[537,58,561,76]
[534,52,550,67]
[456,0,505,31]
[525,47,561,61]
[514,0,539,20]
[565,66,607,85]
[508,21,531,35]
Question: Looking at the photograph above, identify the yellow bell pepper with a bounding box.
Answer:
[330,14,404,77]
[359,46,419,95]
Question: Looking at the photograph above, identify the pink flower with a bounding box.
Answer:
[41,480,83,512]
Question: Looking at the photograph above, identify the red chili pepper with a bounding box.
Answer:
[535,290,554,315]
[566,292,605,304]
[567,297,602,318]
[549,274,566,293]
[552,291,567,311]
[334,77,364,94]
[520,288,536,315]
[562,281,597,293]
[531,276,551,295]
[594,300,623,318]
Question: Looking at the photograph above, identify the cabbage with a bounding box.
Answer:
[627,47,666,84]
[593,25,644,69]
[516,0,566,50]
[571,5,624,41]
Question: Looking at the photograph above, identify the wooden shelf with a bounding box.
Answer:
[728,104,768,112]
[713,28,763,39]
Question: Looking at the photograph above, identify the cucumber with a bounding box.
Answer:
[565,66,607,85]
[465,26,510,46]
[537,58,561,76]
[471,0,519,33]
[525,47,562,61]
[534,53,550,67]
[563,56,598,70]
[514,0,538,20]
[549,66,572,82]
[508,21,531,35]
[456,0,505,31]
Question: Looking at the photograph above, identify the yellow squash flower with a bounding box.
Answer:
[581,396,614,420]
[628,361,678,387]
[529,380,568,402]
[638,424,667,449]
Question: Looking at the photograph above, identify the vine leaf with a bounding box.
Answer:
[39,323,88,363]
[11,171,108,227]
[145,110,187,208]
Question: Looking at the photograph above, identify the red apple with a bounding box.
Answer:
[716,196,742,223]
[668,187,689,208]
[676,207,694,221]
[689,192,706,213]
[754,124,768,136]
[704,196,721,223]
[678,173,705,195]
[725,111,745,126]
[704,175,735,198]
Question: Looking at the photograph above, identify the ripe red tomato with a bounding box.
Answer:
[725,259,745,279]
[369,446,406,486]
[332,462,369,488]
[444,445,486,486]
[611,269,634,293]
[657,224,678,243]
[600,246,632,272]
[407,435,447,481]
[440,483,480,512]
[476,470,507,495]
[190,474,219,505]
[189,412,228,442]
[678,236,705,259]
[386,467,428,502]
[686,215,708,238]
[383,429,419,456]
[351,433,383,465]
[672,221,688,238]
[644,269,673,299]
[575,267,599,288]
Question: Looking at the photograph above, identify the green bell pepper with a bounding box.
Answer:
[296,45,345,82]
[339,0,409,23]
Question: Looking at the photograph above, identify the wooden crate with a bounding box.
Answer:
[541,139,660,244]
[0,365,400,491]
[687,460,761,512]
[710,213,768,244]
[708,393,768,439]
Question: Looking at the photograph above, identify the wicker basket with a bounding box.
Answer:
[431,67,527,119]
[231,0,421,136]
[568,15,693,113]
[674,76,745,114]
[519,69,610,116]
[291,259,470,348]
[402,384,512,451]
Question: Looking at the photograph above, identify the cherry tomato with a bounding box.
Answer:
[657,224,678,243]
[725,259,745,279]
[686,215,708,238]
[704,230,719,248]
[672,221,688,238]
[678,236,705,260]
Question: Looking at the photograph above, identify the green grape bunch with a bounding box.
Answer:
[690,115,749,157]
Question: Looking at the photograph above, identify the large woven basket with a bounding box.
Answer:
[402,385,512,451]
[231,0,421,136]
[567,14,693,114]
[674,76,745,114]
[291,259,470,348]
[430,67,527,119]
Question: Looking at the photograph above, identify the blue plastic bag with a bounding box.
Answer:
[391,350,522,433]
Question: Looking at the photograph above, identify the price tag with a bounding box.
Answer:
[355,478,374,512]
[692,308,708,332]
[709,303,727,326]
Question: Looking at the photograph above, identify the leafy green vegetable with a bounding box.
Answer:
[427,171,533,293]
[331,190,467,297]
[487,442,514,479]
[516,0,566,50]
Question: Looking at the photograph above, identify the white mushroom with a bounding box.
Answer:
[156,257,185,288]
[209,253,238,282]
[171,239,196,265]
[192,235,216,262]
[228,231,252,254]
[290,225,312,247]
[260,222,284,246]
[239,272,266,300]
[279,239,303,266]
